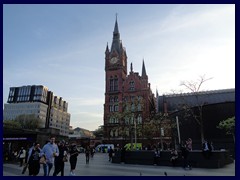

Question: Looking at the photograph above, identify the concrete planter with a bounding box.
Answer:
[112,150,234,168]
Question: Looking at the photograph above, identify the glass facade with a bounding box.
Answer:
[4,85,70,136]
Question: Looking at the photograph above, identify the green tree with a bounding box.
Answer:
[116,96,144,150]
[93,126,104,138]
[15,114,41,130]
[217,116,235,144]
[141,120,157,141]
[139,112,173,150]
[3,119,21,129]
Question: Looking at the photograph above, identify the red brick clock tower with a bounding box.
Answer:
[104,17,127,139]
[103,17,156,146]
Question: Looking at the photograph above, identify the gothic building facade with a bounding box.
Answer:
[103,18,156,146]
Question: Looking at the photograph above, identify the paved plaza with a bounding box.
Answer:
[3,153,235,176]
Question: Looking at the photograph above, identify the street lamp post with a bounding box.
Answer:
[134,119,137,146]
[160,126,163,150]
[176,116,181,145]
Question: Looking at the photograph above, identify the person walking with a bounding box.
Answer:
[18,147,26,167]
[170,148,178,167]
[120,147,126,163]
[53,140,68,176]
[181,143,191,170]
[154,148,160,165]
[108,146,114,162]
[85,146,90,164]
[69,143,80,176]
[90,147,95,158]
[186,138,192,151]
[26,142,42,176]
[202,139,212,159]
[42,136,59,176]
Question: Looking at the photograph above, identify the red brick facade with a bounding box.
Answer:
[103,19,156,146]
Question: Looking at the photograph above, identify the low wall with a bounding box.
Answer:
[112,150,233,168]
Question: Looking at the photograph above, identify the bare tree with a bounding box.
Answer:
[180,75,212,143]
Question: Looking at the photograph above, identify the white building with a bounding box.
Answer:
[3,85,70,136]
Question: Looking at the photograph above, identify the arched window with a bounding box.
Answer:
[109,117,118,124]
[109,96,114,102]
[110,76,114,92]
[137,103,142,111]
[115,117,119,123]
[110,130,114,137]
[109,117,113,123]
[124,104,129,112]
[114,96,118,102]
[131,103,135,111]
[130,115,134,124]
[125,117,129,124]
[109,105,114,112]
[110,76,118,92]
[115,129,118,137]
[114,76,118,91]
[137,114,142,124]
[114,105,119,112]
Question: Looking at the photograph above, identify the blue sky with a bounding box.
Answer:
[3,4,235,131]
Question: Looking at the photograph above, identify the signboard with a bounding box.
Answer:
[3,137,32,141]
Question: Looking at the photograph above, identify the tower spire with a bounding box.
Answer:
[111,13,121,54]
[142,59,147,77]
[113,13,119,35]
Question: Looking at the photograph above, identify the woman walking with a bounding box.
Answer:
[69,143,80,176]
[27,142,42,176]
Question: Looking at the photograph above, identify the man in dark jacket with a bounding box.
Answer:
[53,141,68,176]
[181,144,191,170]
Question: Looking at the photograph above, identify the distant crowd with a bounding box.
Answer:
[6,136,215,176]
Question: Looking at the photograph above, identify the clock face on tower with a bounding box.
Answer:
[110,57,119,64]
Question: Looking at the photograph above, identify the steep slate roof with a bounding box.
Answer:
[110,17,121,54]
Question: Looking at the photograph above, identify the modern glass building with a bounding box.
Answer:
[3,85,70,136]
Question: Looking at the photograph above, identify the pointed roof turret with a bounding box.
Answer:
[105,42,109,53]
[141,59,147,77]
